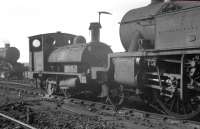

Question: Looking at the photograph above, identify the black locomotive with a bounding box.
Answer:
[29,23,112,97]
[0,44,24,79]
[98,0,200,119]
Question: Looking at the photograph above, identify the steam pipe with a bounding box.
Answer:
[98,11,112,25]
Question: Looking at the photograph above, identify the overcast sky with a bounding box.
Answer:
[0,0,150,62]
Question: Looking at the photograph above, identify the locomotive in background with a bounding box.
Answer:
[0,44,25,79]
[29,22,112,97]
[97,0,200,119]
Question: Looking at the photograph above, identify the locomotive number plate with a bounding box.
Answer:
[64,65,77,73]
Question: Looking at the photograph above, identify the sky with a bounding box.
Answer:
[0,0,150,62]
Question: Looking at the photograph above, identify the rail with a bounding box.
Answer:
[0,112,37,129]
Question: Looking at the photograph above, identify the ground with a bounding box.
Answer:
[0,85,199,129]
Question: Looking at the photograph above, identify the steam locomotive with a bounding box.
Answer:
[29,23,112,97]
[0,44,24,79]
[97,0,200,119]
[29,0,200,119]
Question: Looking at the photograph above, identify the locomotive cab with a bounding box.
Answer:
[29,32,76,72]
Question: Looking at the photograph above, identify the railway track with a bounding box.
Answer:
[65,98,200,129]
[1,80,200,129]
[0,80,42,96]
[0,112,37,129]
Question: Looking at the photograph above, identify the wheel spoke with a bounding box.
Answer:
[153,90,200,119]
[182,103,186,114]
[187,102,193,112]
[176,97,180,113]
[170,97,176,111]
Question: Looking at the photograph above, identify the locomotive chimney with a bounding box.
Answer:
[5,43,10,48]
[89,22,101,42]
[151,0,164,4]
